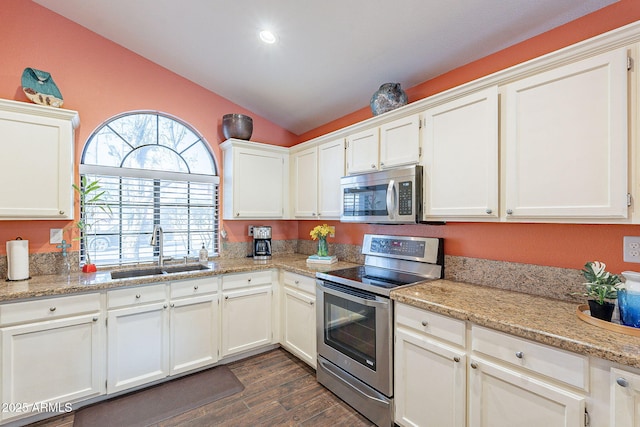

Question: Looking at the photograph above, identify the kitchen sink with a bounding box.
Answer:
[110,264,210,279]
[163,264,211,274]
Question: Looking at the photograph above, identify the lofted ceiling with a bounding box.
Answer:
[34,0,618,135]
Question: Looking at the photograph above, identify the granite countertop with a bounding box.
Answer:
[3,256,639,370]
[391,279,640,370]
[0,254,357,303]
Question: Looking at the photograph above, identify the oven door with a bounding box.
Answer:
[316,280,393,396]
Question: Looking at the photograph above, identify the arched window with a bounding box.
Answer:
[79,112,219,266]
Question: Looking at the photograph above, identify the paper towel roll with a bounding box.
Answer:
[7,239,29,281]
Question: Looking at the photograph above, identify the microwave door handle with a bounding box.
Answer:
[386,179,396,219]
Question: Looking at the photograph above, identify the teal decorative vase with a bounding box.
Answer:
[619,271,640,328]
[317,236,329,257]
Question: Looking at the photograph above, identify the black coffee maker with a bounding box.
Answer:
[253,226,272,260]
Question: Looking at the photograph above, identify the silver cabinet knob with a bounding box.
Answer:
[135,294,141,299]
[248,278,252,283]
[421,320,428,327]
[170,303,175,308]
[194,285,199,290]
[93,316,98,322]
[380,162,385,166]
[225,296,229,300]
[49,307,56,312]
[617,377,629,387]
[294,280,300,284]
[310,301,314,306]
[371,164,376,169]
[470,362,478,369]
[59,210,65,215]
[515,351,524,359]
[506,209,513,215]
[486,208,492,214]
[453,356,460,363]
[236,212,240,217]
[163,304,168,309]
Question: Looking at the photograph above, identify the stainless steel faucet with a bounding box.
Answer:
[150,225,164,267]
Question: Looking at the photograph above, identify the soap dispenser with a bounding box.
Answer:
[199,244,208,264]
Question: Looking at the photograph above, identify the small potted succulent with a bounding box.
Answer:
[579,261,622,322]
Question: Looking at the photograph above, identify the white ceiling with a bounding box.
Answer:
[34,0,618,135]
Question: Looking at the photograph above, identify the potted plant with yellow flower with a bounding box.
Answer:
[308,224,336,264]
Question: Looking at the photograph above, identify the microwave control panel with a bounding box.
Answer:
[398,181,413,215]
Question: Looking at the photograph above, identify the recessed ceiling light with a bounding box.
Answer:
[259,30,277,44]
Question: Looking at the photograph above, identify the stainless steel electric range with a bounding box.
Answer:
[315,234,444,427]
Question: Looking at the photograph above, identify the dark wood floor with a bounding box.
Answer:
[30,348,374,427]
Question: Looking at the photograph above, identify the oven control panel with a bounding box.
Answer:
[362,234,441,263]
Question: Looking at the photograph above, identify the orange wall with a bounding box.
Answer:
[295,0,640,275]
[0,0,297,255]
[3,1,640,275]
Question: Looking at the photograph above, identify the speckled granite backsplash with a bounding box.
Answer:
[0,240,584,303]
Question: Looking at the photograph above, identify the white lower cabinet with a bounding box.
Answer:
[610,367,640,427]
[395,303,589,427]
[0,293,103,422]
[281,272,316,367]
[221,271,273,357]
[394,303,466,427]
[106,284,169,393]
[169,278,219,375]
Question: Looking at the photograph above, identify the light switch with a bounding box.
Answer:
[50,228,63,244]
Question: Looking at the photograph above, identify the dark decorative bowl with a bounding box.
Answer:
[222,114,253,140]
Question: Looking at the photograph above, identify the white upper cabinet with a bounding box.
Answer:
[291,145,318,218]
[346,127,380,174]
[221,139,289,219]
[422,87,499,220]
[291,138,345,219]
[0,99,78,220]
[317,138,345,218]
[346,114,421,175]
[379,113,421,169]
[503,48,629,220]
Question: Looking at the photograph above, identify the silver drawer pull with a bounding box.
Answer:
[421,320,428,327]
[617,377,629,387]
[49,307,56,312]
[515,351,524,359]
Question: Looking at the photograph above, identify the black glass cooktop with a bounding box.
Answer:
[317,265,430,295]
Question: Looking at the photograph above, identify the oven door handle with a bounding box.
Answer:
[317,282,390,309]
[318,357,389,405]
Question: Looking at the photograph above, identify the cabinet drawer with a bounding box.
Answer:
[282,271,315,295]
[471,325,588,390]
[108,284,167,309]
[171,277,218,299]
[222,270,271,290]
[0,292,101,326]
[395,302,465,347]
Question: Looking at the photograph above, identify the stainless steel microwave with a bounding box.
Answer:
[340,165,423,224]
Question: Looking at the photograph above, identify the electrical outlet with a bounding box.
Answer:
[50,228,63,244]
[623,236,640,263]
[248,225,254,237]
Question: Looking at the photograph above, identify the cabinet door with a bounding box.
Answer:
[380,114,421,169]
[468,357,585,427]
[169,294,219,375]
[1,313,103,422]
[107,302,169,393]
[394,328,466,427]
[611,367,640,427]
[221,285,272,357]
[282,286,316,367]
[317,138,345,218]
[346,127,379,174]
[504,48,628,220]
[0,102,76,219]
[291,146,318,218]
[423,87,499,219]
[232,147,286,218]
